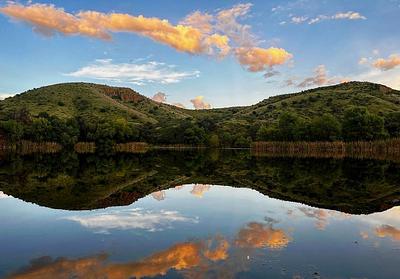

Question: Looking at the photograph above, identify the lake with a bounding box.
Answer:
[0,150,399,278]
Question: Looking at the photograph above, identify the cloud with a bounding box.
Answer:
[190,96,211,109]
[0,2,292,73]
[235,222,291,249]
[359,57,369,65]
[8,237,230,279]
[151,190,166,201]
[308,11,366,24]
[264,69,280,79]
[352,66,400,90]
[0,191,11,199]
[64,208,198,233]
[190,184,211,198]
[235,47,292,72]
[298,207,330,230]
[372,54,400,71]
[215,3,256,47]
[0,93,15,100]
[375,225,400,241]
[151,92,167,103]
[0,2,230,56]
[296,65,344,88]
[173,103,186,109]
[66,59,200,85]
[290,16,308,24]
[180,11,214,34]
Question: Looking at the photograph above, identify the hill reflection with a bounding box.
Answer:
[0,149,399,214]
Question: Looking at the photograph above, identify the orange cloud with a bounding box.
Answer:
[190,96,211,109]
[190,184,211,198]
[0,3,229,55]
[151,92,167,103]
[0,3,110,39]
[235,222,291,249]
[235,47,292,72]
[151,190,166,201]
[375,225,400,241]
[8,237,230,279]
[298,207,330,230]
[1,3,293,74]
[373,54,400,71]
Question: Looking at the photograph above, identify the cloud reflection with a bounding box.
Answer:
[64,208,198,233]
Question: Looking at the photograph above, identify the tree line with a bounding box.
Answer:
[1,107,400,148]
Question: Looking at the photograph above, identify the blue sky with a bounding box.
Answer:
[0,0,399,108]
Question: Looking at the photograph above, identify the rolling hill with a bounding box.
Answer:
[1,81,400,146]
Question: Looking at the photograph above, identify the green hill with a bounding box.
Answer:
[1,81,400,146]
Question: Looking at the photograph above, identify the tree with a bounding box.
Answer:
[208,134,220,147]
[384,112,400,137]
[310,114,341,141]
[277,112,302,141]
[342,107,387,141]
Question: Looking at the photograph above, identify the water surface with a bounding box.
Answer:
[0,150,399,278]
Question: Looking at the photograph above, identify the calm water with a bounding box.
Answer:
[0,150,399,278]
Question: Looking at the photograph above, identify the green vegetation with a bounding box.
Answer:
[1,81,400,147]
[0,150,399,214]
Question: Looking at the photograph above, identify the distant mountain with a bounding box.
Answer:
[1,81,400,146]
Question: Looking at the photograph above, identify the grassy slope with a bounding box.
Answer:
[1,81,400,127]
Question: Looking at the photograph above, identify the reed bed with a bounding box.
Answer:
[74,142,96,154]
[17,141,62,155]
[252,139,400,161]
[151,144,207,151]
[114,142,149,153]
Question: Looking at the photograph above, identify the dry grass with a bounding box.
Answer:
[252,139,400,161]
[114,142,149,153]
[74,142,96,154]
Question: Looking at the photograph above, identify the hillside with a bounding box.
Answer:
[1,81,400,146]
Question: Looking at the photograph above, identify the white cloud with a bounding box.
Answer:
[64,208,198,233]
[353,67,400,90]
[289,11,366,25]
[0,191,11,199]
[65,59,200,85]
[0,93,15,100]
[308,11,366,24]
[296,65,346,87]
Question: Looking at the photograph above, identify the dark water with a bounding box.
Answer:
[0,150,400,278]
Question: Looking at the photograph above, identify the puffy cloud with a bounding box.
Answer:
[190,96,211,109]
[190,184,211,198]
[64,208,197,233]
[0,2,229,56]
[0,3,110,39]
[0,2,292,74]
[66,59,200,85]
[151,190,166,201]
[308,11,366,24]
[215,3,256,47]
[235,222,291,249]
[151,92,167,103]
[173,103,186,109]
[296,65,343,88]
[235,47,292,72]
[0,191,11,199]
[375,225,400,241]
[8,237,230,279]
[180,11,213,34]
[298,207,330,230]
[372,54,400,71]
